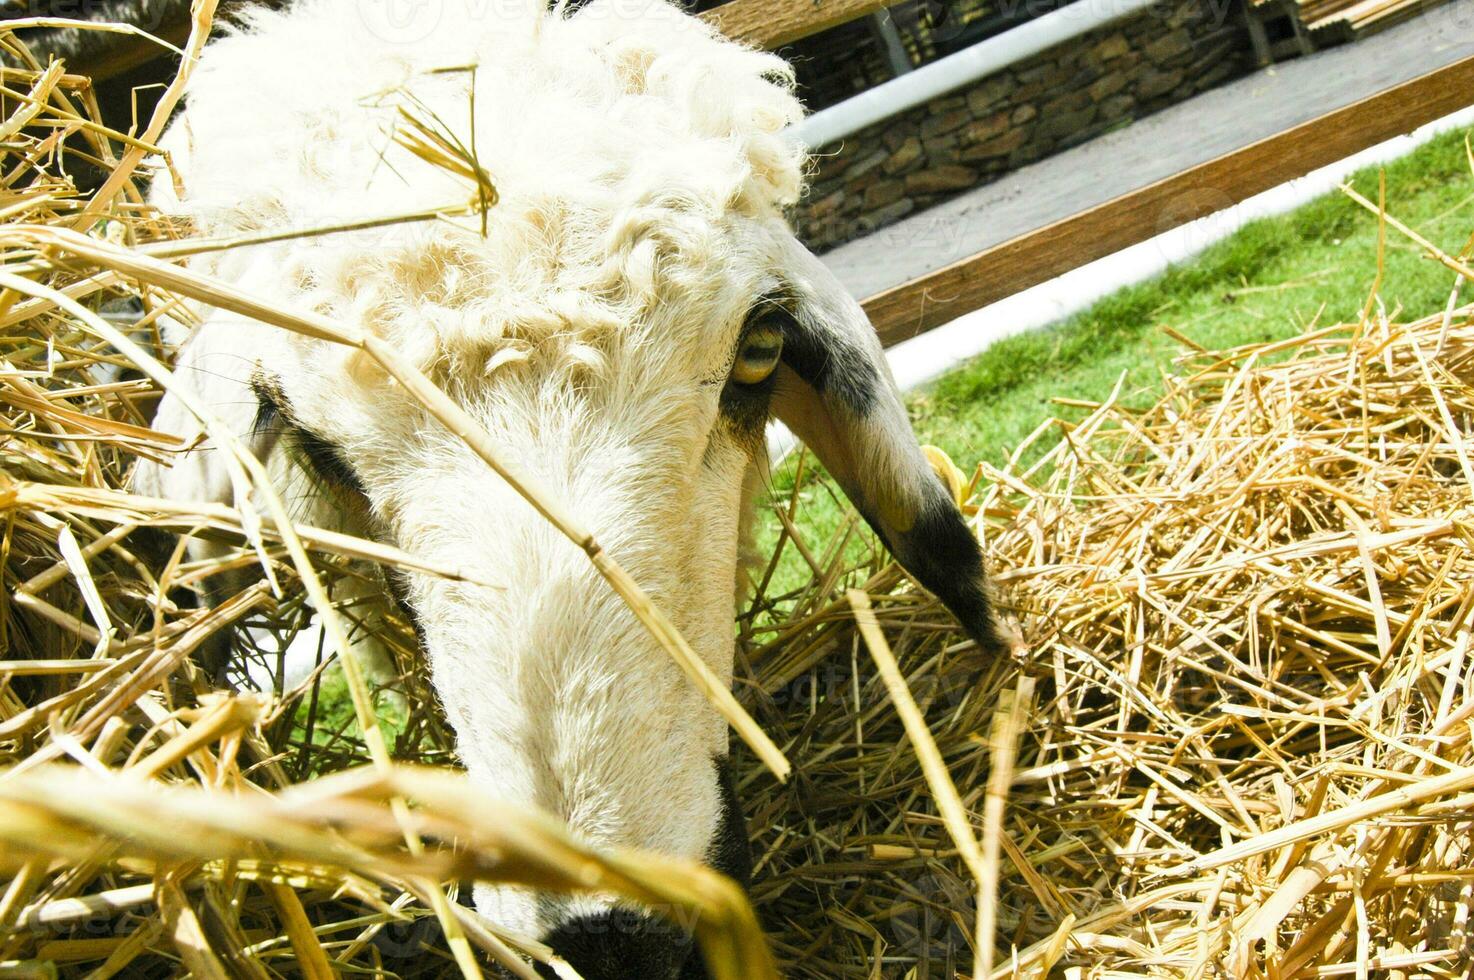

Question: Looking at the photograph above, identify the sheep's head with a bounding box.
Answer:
[141,1,1011,976]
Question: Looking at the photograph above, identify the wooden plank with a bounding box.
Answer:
[701,0,896,49]
[57,0,890,85]
[862,54,1474,348]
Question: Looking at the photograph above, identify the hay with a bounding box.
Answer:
[737,247,1474,975]
[1,13,1473,979]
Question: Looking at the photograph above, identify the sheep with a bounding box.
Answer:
[133,1,1014,976]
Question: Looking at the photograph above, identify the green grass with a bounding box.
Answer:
[753,125,1474,605]
[292,669,409,752]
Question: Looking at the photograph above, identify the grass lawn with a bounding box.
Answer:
[750,124,1474,607]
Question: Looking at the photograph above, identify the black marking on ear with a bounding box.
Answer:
[862,485,1003,653]
[717,290,882,452]
[779,313,879,416]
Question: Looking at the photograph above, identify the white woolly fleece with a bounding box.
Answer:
[140,0,973,948]
[143,0,811,938]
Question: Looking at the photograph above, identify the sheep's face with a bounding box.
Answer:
[143,0,1009,975]
[229,219,1005,977]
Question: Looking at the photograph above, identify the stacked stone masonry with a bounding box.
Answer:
[793,0,1253,252]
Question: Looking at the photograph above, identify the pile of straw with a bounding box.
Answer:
[736,210,1474,975]
[2,13,1472,978]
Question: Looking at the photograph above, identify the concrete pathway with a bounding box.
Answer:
[822,0,1474,301]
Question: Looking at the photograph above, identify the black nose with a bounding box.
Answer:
[535,908,696,980]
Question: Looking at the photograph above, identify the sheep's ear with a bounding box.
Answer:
[769,257,1012,654]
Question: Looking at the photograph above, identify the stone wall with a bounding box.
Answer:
[794,0,1253,252]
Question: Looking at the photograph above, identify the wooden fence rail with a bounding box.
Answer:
[35,0,897,84]
[701,0,897,49]
[861,53,1474,347]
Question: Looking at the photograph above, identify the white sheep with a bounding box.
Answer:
[135,1,1010,976]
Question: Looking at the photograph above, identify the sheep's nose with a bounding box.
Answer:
[534,909,695,980]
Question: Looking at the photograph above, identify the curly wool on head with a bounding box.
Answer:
[156,0,807,379]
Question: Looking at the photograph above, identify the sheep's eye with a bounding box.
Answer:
[731,323,784,386]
